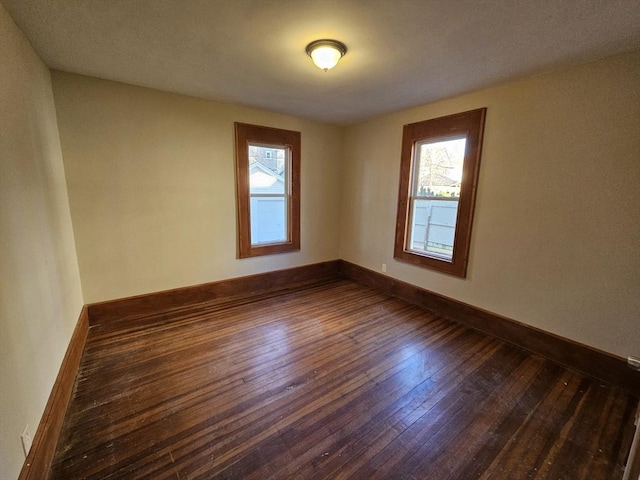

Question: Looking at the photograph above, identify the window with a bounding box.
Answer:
[394,108,486,277]
[235,123,301,258]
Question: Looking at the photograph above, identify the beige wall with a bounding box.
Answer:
[341,50,640,359]
[0,5,84,479]
[51,72,344,303]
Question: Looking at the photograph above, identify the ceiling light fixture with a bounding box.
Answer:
[305,39,347,72]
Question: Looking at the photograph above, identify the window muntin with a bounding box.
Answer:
[394,108,486,277]
[235,123,300,258]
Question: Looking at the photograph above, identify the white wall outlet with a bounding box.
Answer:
[628,356,640,371]
[21,424,32,457]
[381,263,387,273]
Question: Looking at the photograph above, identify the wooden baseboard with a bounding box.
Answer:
[87,261,341,325]
[19,306,89,480]
[338,260,640,397]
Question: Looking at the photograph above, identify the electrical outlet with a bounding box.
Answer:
[21,424,32,457]
[381,263,387,273]
[628,356,640,371]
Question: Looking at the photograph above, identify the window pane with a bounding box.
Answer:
[409,198,457,260]
[249,145,287,195]
[250,196,287,245]
[409,137,465,261]
[414,138,466,198]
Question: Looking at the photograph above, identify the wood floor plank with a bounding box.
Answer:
[49,280,637,480]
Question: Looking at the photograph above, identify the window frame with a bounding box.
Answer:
[394,108,486,277]
[234,122,301,259]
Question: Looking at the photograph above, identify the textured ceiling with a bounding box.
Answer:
[4,0,640,125]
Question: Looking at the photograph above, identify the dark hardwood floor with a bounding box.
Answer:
[49,280,637,479]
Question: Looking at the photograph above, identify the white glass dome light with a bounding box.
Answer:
[305,39,347,72]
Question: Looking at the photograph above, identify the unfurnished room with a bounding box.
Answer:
[1,1,639,479]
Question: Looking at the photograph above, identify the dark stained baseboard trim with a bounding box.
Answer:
[338,260,640,398]
[87,260,341,325]
[19,306,89,480]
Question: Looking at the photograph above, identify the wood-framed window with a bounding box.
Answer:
[234,123,301,258]
[394,108,486,277]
